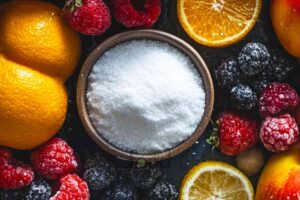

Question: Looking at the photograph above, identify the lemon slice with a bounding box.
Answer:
[177,0,262,47]
[180,161,254,200]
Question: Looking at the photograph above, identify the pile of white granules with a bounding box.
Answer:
[86,40,205,154]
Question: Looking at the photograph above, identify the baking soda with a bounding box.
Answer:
[86,40,205,154]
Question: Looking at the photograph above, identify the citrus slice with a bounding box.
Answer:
[180,161,254,200]
[177,0,262,47]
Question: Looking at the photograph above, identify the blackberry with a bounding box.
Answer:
[230,84,258,110]
[248,75,271,95]
[83,154,117,190]
[23,179,51,200]
[214,57,243,90]
[268,48,295,81]
[117,167,132,183]
[0,189,23,200]
[144,180,178,200]
[102,183,138,200]
[131,164,162,190]
[238,43,270,76]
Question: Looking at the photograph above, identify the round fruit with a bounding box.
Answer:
[236,147,264,176]
[271,0,300,57]
[177,0,262,47]
[179,161,254,200]
[0,0,81,80]
[0,0,81,150]
[256,143,300,200]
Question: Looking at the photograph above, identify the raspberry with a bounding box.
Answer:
[214,57,243,91]
[144,180,178,200]
[111,0,161,28]
[83,154,117,190]
[64,0,111,35]
[23,179,52,200]
[31,137,80,180]
[102,183,138,200]
[238,43,270,76]
[0,148,34,189]
[260,114,299,152]
[131,164,162,190]
[230,84,258,110]
[50,174,89,200]
[259,82,299,117]
[213,112,259,156]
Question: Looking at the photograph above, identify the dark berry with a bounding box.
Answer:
[0,189,23,200]
[23,179,51,200]
[31,138,80,180]
[102,183,138,200]
[131,164,162,190]
[117,167,132,183]
[214,57,243,90]
[248,75,271,95]
[267,48,295,81]
[111,0,161,28]
[83,154,117,190]
[259,82,299,117]
[0,148,34,189]
[144,181,178,200]
[230,84,258,110]
[51,174,89,200]
[238,43,270,76]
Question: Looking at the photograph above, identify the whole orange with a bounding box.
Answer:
[256,143,300,200]
[0,0,81,150]
[0,0,81,80]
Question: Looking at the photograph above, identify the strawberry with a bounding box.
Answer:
[208,111,259,156]
[64,0,111,35]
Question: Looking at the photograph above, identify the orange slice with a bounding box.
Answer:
[177,0,262,47]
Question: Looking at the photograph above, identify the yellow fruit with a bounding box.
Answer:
[179,161,254,200]
[177,0,262,47]
[0,0,81,150]
[0,0,81,81]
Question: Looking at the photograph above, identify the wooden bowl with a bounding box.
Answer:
[77,29,214,162]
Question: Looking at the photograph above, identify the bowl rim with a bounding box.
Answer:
[77,29,214,162]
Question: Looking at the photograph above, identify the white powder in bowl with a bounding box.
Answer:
[86,40,205,154]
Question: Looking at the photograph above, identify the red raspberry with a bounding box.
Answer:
[111,0,161,28]
[0,148,34,189]
[214,111,259,156]
[31,137,80,180]
[260,114,299,152]
[50,174,89,200]
[259,82,299,117]
[64,0,111,35]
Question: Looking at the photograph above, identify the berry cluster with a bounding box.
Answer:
[64,0,161,35]
[82,153,178,200]
[215,42,296,111]
[0,138,177,199]
[0,138,89,200]
[259,83,299,152]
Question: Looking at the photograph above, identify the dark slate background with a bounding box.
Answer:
[9,0,300,198]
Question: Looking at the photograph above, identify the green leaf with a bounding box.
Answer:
[137,159,146,168]
[75,0,83,7]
